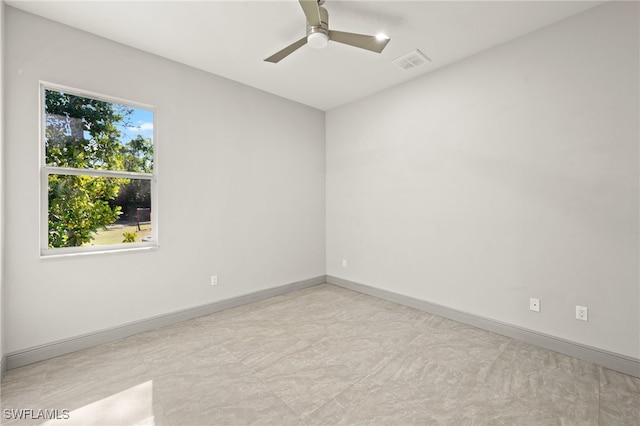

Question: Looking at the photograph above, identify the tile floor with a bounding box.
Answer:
[1,284,638,425]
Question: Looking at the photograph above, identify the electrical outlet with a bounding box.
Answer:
[211,275,218,286]
[341,259,347,268]
[529,298,540,312]
[576,306,588,321]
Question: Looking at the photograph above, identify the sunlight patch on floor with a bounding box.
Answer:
[41,381,155,426]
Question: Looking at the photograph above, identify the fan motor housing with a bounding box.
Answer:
[307,6,329,37]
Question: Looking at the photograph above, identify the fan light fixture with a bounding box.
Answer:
[264,0,391,63]
[308,32,329,49]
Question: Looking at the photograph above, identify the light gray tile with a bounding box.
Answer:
[599,367,640,426]
[40,379,155,426]
[358,323,421,351]
[407,326,473,348]
[304,379,429,425]
[263,302,353,327]
[195,313,318,371]
[153,362,298,426]
[39,340,149,408]
[1,361,49,386]
[409,336,506,376]
[328,294,411,324]
[2,284,637,426]
[206,317,293,346]
[367,345,558,425]
[284,319,370,343]
[367,344,497,406]
[1,361,48,410]
[400,379,560,426]
[133,318,215,352]
[227,337,314,372]
[311,335,403,378]
[40,373,154,422]
[481,341,599,424]
[494,340,599,377]
[143,343,239,377]
[436,318,514,346]
[254,344,363,417]
[194,296,287,324]
[253,287,365,326]
[282,283,362,302]
[132,320,227,376]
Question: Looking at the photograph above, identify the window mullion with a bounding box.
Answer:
[44,166,153,180]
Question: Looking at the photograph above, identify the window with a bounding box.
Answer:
[41,83,157,256]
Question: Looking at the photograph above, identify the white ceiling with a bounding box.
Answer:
[7,0,604,111]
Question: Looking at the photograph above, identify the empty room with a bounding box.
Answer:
[0,0,638,425]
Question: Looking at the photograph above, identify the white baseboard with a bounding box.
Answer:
[5,275,326,372]
[327,275,640,378]
[6,274,638,380]
[1,354,6,381]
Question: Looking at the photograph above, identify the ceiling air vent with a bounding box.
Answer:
[392,49,430,71]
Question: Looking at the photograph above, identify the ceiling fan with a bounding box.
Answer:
[264,0,391,63]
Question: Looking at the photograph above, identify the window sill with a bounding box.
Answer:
[40,243,158,259]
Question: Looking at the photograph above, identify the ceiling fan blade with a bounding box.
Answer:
[264,36,308,63]
[299,0,322,26]
[329,30,390,54]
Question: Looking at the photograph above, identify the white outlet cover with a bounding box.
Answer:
[529,298,540,312]
[576,306,588,321]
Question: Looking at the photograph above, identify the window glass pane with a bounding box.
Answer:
[48,174,152,248]
[45,89,153,173]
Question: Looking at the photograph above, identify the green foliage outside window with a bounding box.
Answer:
[45,89,154,248]
[122,232,138,243]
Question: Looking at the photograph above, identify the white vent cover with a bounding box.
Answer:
[392,49,430,71]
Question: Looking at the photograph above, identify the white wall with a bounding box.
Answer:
[0,0,5,372]
[326,2,639,358]
[4,8,325,353]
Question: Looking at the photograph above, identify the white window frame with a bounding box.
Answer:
[40,82,158,257]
